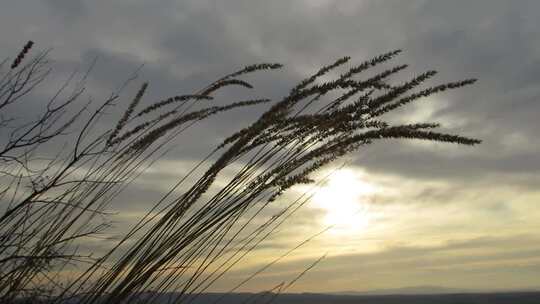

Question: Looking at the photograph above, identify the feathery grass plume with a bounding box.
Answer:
[353,64,409,90]
[367,70,438,112]
[10,40,34,70]
[108,110,179,147]
[107,82,148,147]
[200,79,254,96]
[302,62,408,113]
[292,56,351,92]
[339,49,402,80]
[136,95,213,117]
[371,78,477,117]
[221,63,283,80]
[358,125,482,145]
[123,98,271,156]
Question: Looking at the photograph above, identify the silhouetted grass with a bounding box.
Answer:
[0,42,480,304]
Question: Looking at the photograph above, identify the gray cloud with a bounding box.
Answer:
[45,0,86,22]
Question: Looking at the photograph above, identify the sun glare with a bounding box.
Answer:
[312,169,376,235]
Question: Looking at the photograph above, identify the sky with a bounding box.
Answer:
[1,0,540,293]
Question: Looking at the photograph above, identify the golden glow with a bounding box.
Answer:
[312,169,376,235]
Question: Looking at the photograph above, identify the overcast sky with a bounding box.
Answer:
[1,0,540,293]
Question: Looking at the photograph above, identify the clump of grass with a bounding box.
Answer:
[0,42,480,304]
[71,49,479,304]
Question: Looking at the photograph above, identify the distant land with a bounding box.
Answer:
[332,285,540,296]
[58,287,540,304]
[137,290,540,304]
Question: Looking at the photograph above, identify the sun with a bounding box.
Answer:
[312,169,376,235]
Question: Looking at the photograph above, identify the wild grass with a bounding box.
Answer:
[0,42,480,304]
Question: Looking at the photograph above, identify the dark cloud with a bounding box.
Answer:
[6,0,539,182]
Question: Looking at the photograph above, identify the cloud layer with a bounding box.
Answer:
[1,0,539,292]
